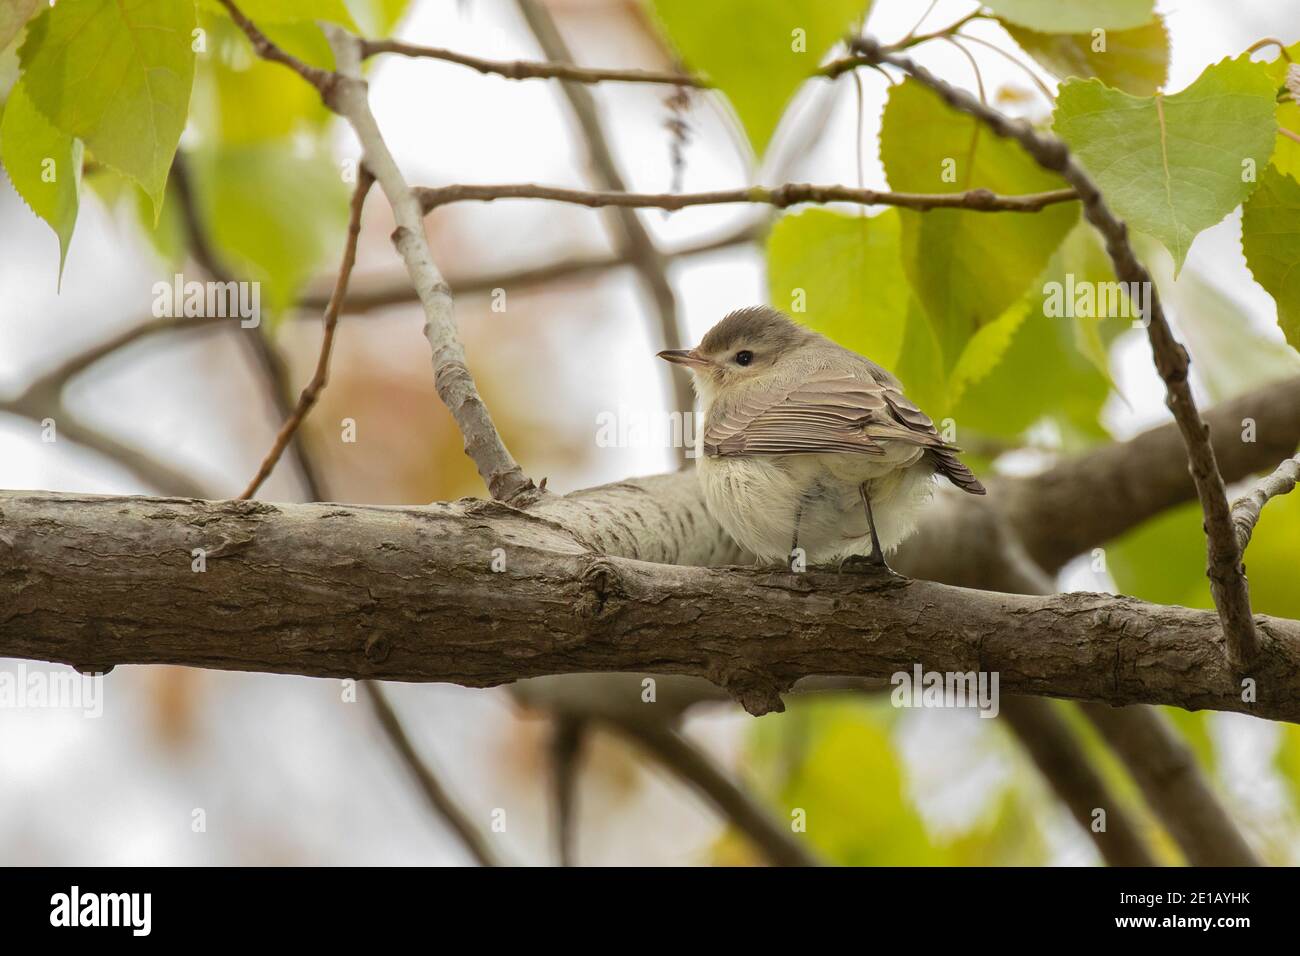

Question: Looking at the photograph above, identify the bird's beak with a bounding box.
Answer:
[657,348,709,369]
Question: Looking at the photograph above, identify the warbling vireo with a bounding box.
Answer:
[658,306,985,570]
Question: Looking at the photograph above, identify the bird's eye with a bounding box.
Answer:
[734,350,754,367]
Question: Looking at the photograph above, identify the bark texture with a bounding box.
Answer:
[2,491,1298,721]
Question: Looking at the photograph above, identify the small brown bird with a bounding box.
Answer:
[658,306,985,569]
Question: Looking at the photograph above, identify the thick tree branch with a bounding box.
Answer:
[416,181,1079,215]
[997,377,1300,576]
[851,35,1259,669]
[1232,455,1300,552]
[3,491,1299,722]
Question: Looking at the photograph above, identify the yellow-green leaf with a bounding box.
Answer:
[0,79,82,278]
[1053,56,1277,273]
[1241,166,1300,352]
[1003,16,1168,96]
[881,77,1078,369]
[649,0,870,155]
[766,208,908,371]
[983,0,1154,33]
[19,0,196,219]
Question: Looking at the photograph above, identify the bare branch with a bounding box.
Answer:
[239,170,374,500]
[360,37,708,87]
[604,717,822,866]
[364,682,502,866]
[4,490,1300,722]
[417,181,1079,215]
[216,0,337,96]
[549,714,586,867]
[849,35,1261,669]
[1081,703,1262,866]
[1232,455,1300,552]
[999,697,1156,866]
[513,0,693,460]
[321,28,537,503]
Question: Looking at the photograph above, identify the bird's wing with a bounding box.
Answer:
[704,370,955,457]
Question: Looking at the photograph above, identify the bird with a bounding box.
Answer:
[658,306,985,571]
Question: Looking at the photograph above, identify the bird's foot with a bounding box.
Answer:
[837,552,899,577]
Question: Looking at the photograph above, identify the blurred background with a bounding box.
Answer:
[2,0,1300,865]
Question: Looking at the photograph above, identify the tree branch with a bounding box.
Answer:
[416,181,1079,215]
[514,0,694,460]
[295,219,767,315]
[999,697,1156,866]
[603,716,822,866]
[851,34,1260,669]
[1080,703,1262,866]
[321,28,537,503]
[360,37,708,87]
[3,490,1299,722]
[364,681,502,866]
[239,169,374,500]
[1232,455,1300,552]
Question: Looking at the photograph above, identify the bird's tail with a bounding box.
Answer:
[930,449,986,495]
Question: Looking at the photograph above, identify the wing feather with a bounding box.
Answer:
[704,371,956,458]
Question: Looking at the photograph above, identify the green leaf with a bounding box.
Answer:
[189,141,347,315]
[0,79,82,278]
[19,0,196,219]
[0,0,39,52]
[766,208,908,371]
[1053,56,1278,273]
[1242,167,1300,353]
[193,13,332,146]
[983,0,1154,33]
[880,78,1078,369]
[1002,16,1168,96]
[649,0,870,154]
[946,301,1031,409]
[202,0,358,29]
[1265,47,1300,182]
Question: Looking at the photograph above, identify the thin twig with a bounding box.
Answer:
[365,682,501,866]
[605,717,822,867]
[850,35,1260,669]
[361,37,708,87]
[1232,455,1300,551]
[216,0,337,96]
[954,31,1057,105]
[514,0,694,463]
[317,28,538,503]
[239,169,374,500]
[416,181,1079,214]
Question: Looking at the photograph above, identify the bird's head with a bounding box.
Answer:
[657,306,816,400]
